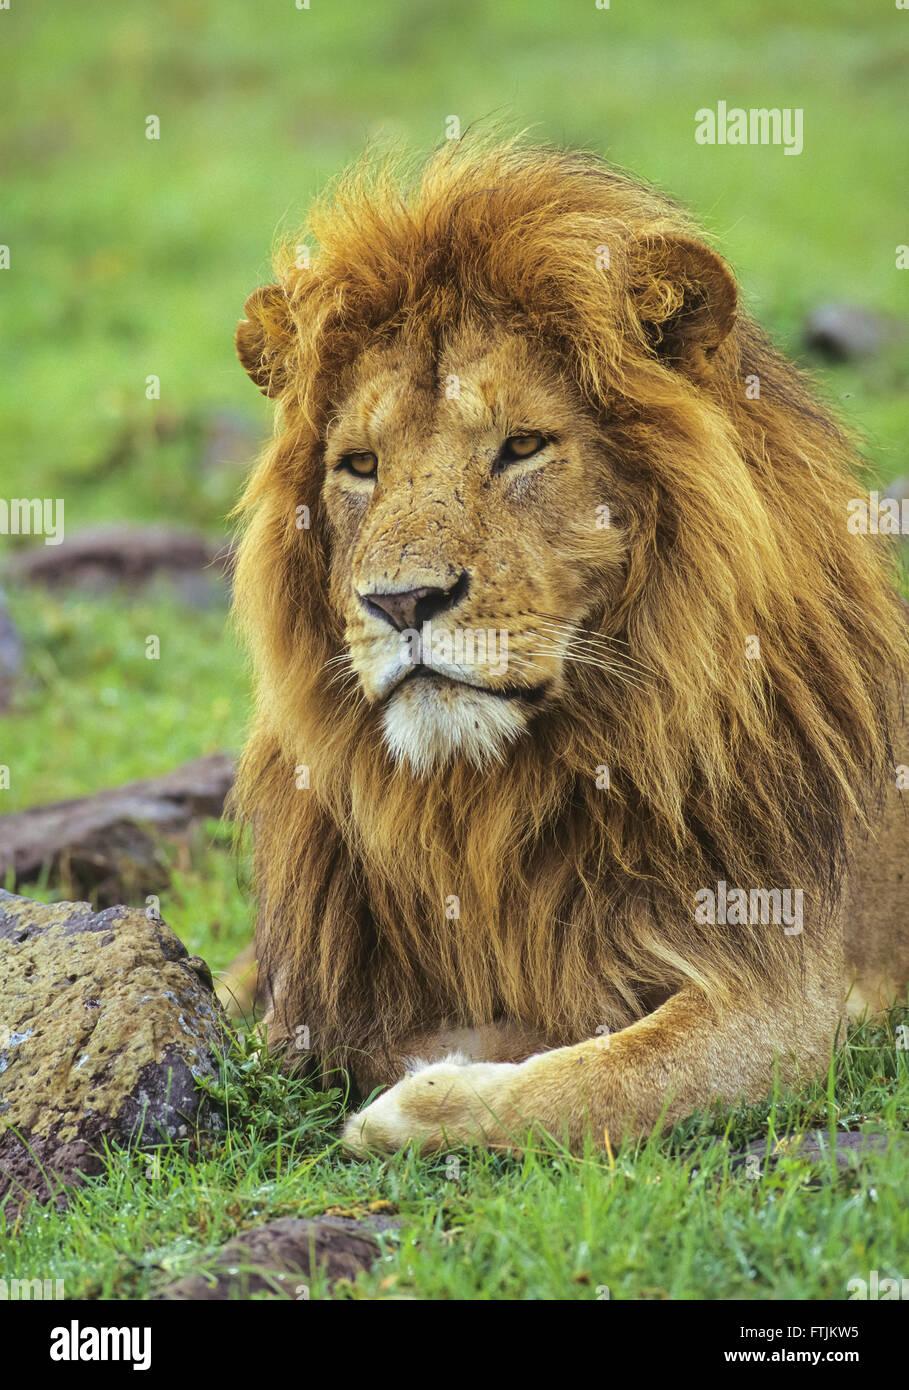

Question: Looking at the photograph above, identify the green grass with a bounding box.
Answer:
[1,585,249,811]
[4,1014,907,1300]
[1,0,908,1300]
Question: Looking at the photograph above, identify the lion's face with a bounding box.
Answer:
[320,321,626,775]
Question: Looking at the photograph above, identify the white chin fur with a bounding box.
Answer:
[381,675,527,776]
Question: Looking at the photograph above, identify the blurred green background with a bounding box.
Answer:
[1,0,907,915]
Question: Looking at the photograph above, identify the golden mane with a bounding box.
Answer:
[229,137,906,1083]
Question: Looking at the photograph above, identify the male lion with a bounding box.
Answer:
[228,138,909,1155]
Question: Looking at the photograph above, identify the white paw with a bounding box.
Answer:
[341,1054,519,1155]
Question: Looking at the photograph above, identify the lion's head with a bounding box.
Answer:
[308,320,635,774]
[230,138,905,1076]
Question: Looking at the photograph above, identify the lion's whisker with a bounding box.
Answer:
[321,652,353,671]
[532,618,657,675]
[535,635,655,680]
[529,610,637,651]
[327,666,360,692]
[528,636,646,679]
[528,646,647,693]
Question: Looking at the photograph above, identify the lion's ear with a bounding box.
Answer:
[629,234,737,371]
[235,283,293,397]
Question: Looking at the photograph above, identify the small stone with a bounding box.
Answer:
[730,1128,901,1174]
[157,1215,400,1300]
[0,753,234,905]
[3,525,231,593]
[803,303,889,361]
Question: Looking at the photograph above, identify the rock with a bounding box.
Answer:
[0,753,234,905]
[158,1215,400,1299]
[730,1128,898,1175]
[803,303,890,361]
[0,892,227,1211]
[0,586,23,712]
[3,525,233,593]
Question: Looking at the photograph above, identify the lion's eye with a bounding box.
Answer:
[497,434,547,467]
[339,452,378,478]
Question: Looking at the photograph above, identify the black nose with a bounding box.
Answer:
[360,572,469,632]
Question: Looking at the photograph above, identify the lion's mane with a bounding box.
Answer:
[230,137,905,1077]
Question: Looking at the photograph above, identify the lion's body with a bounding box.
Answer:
[229,138,908,1152]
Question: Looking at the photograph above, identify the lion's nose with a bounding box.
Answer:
[359,572,469,632]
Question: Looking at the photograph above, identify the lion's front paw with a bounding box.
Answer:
[341,1055,520,1156]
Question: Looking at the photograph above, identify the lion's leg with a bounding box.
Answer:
[342,985,842,1155]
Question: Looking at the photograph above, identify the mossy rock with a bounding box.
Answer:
[0,890,228,1210]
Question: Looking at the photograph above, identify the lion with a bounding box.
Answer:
[227,136,909,1156]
